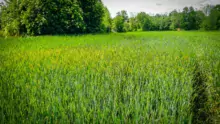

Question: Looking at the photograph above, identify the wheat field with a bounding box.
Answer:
[0,32,219,123]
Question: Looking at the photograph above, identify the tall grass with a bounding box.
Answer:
[0,32,219,123]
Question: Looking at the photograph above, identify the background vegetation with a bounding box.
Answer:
[0,1,220,36]
[113,5,220,32]
[0,0,111,36]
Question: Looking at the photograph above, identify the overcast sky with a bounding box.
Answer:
[0,0,220,17]
[102,0,220,17]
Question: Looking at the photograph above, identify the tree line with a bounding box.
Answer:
[0,0,219,36]
[113,5,220,32]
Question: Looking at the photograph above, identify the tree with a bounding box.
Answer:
[136,12,147,29]
[0,0,86,36]
[216,5,220,29]
[78,0,105,33]
[181,7,190,30]
[188,6,196,30]
[169,10,181,30]
[202,4,214,16]
[212,4,220,29]
[142,19,151,31]
[116,10,128,22]
[129,17,138,31]
[123,21,131,32]
[0,2,2,30]
[155,14,171,31]
[112,15,125,32]
[195,10,205,30]
[0,0,23,36]
[200,4,220,30]
[0,0,107,36]
[136,12,152,31]
[40,0,85,34]
[101,7,112,32]
[0,5,2,30]
[150,14,160,30]
[112,10,130,32]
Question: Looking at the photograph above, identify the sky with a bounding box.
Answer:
[102,0,220,17]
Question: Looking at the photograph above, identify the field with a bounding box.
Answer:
[0,32,219,123]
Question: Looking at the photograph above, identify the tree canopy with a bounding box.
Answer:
[0,1,219,36]
[0,0,107,36]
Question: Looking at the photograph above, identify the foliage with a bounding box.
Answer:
[116,10,129,22]
[112,10,130,32]
[101,7,112,32]
[200,4,220,30]
[112,15,125,32]
[150,14,171,31]
[169,10,181,30]
[128,17,138,31]
[122,4,220,32]
[0,9,1,30]
[0,0,22,36]
[78,0,105,33]
[181,7,197,30]
[0,0,106,36]
[123,21,131,32]
[0,1,220,34]
[195,10,205,30]
[41,0,85,34]
[136,12,152,31]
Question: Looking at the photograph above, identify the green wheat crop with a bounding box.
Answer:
[0,31,219,123]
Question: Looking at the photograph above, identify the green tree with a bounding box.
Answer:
[78,0,105,33]
[202,4,213,16]
[123,21,131,32]
[129,17,138,31]
[0,0,108,36]
[0,0,86,36]
[112,15,125,32]
[19,0,48,35]
[40,0,85,34]
[136,12,152,31]
[156,15,171,31]
[0,2,2,30]
[101,7,112,32]
[169,10,181,30]
[181,7,190,30]
[136,12,147,29]
[200,4,220,30]
[211,5,220,29]
[112,10,129,32]
[0,0,23,36]
[188,6,196,30]
[117,10,128,22]
[0,5,2,30]
[195,10,205,30]
[215,5,220,29]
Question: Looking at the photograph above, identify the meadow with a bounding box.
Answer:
[0,31,219,123]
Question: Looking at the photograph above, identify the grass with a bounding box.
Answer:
[0,31,219,123]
